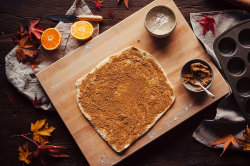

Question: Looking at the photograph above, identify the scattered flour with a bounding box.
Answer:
[146,7,175,35]
[83,44,92,50]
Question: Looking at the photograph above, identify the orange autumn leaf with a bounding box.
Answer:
[18,36,29,47]
[13,25,27,44]
[18,143,32,164]
[236,125,250,151]
[15,35,37,62]
[31,119,55,144]
[117,0,129,8]
[18,25,27,37]
[211,134,237,156]
[16,47,38,62]
[13,24,40,62]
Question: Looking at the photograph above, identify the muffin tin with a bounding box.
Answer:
[213,19,250,121]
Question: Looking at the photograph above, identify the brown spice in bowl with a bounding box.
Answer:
[183,62,212,91]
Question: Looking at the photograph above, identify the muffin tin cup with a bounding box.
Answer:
[213,19,250,122]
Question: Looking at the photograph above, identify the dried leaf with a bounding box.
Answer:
[197,15,215,36]
[124,0,129,8]
[33,135,48,145]
[13,25,28,44]
[36,144,70,158]
[197,11,223,36]
[31,119,46,132]
[18,25,27,37]
[107,11,116,19]
[29,19,44,39]
[211,134,237,156]
[22,47,38,57]
[18,143,32,164]
[92,0,104,10]
[236,125,250,151]
[32,144,69,166]
[117,0,129,8]
[30,61,41,70]
[35,123,55,137]
[12,119,68,166]
[17,32,40,48]
[13,25,40,62]
[31,119,55,144]
[6,92,15,105]
[16,47,38,62]
[18,36,29,47]
[32,94,44,108]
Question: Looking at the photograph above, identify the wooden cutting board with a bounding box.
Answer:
[36,0,230,165]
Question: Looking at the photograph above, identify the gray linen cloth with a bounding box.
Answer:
[5,0,99,110]
[190,10,250,149]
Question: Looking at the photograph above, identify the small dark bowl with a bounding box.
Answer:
[181,59,214,92]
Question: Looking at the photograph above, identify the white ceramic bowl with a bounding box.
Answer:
[145,5,176,38]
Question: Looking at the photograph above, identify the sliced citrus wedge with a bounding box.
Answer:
[71,21,93,40]
[41,28,62,50]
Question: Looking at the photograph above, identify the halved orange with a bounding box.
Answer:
[71,21,93,40]
[41,28,62,50]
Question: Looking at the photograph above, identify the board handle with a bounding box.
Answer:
[77,15,103,22]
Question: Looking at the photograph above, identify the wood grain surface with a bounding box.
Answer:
[1,0,250,166]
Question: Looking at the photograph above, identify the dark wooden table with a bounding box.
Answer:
[0,0,249,165]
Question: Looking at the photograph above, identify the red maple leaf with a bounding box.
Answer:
[30,61,41,70]
[107,11,116,19]
[29,19,44,39]
[32,94,44,108]
[6,92,15,105]
[91,0,104,10]
[33,144,70,166]
[34,144,70,158]
[197,15,215,36]
[197,11,223,36]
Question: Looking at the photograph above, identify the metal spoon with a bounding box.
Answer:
[194,80,215,98]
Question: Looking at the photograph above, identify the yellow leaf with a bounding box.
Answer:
[18,143,32,164]
[35,123,55,136]
[31,119,55,144]
[31,119,46,132]
[18,36,29,47]
[236,125,250,151]
[33,134,48,144]
[211,134,236,156]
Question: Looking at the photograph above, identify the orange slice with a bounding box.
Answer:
[71,21,93,40]
[41,28,62,50]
